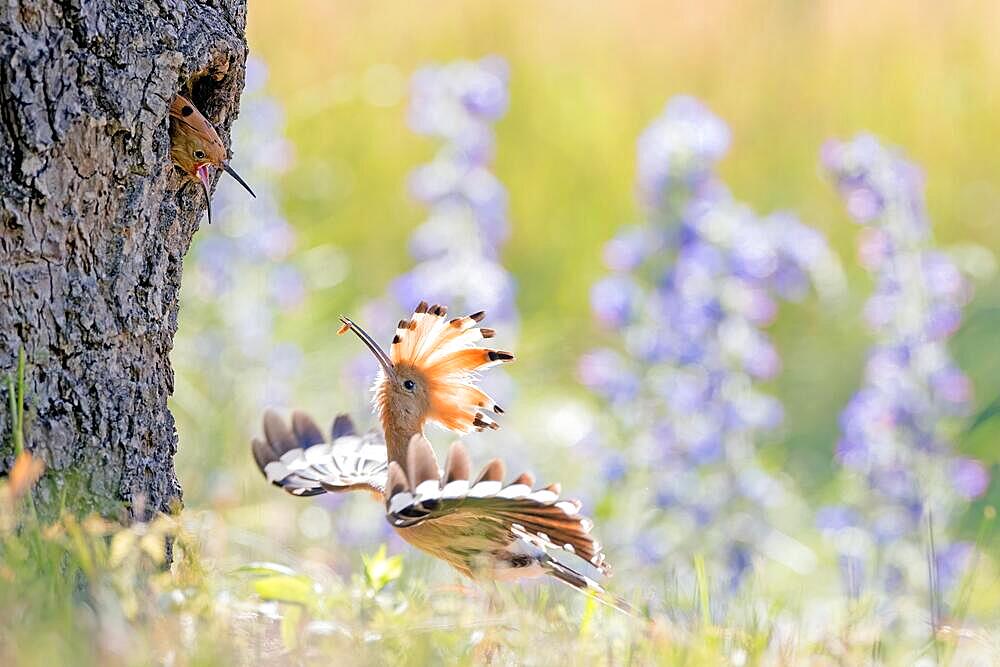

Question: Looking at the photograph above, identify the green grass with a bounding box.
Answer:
[1,480,998,665]
[6,346,24,458]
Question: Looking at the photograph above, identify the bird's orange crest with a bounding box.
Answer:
[388,301,513,433]
[339,301,513,435]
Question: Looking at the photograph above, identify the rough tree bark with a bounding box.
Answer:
[0,0,248,520]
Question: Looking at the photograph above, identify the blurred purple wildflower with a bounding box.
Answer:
[351,56,523,467]
[637,96,730,205]
[822,134,988,603]
[578,348,639,404]
[177,57,304,414]
[591,275,643,329]
[581,96,842,598]
[378,57,517,331]
[952,458,989,500]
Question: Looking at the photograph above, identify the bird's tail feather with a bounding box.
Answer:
[543,557,635,617]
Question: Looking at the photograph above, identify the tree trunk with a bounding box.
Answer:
[0,0,248,520]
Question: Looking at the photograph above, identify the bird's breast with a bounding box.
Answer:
[394,520,547,583]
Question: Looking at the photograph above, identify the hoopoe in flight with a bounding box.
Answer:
[252,301,630,613]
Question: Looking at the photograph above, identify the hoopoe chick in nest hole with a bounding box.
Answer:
[168,94,255,224]
[252,301,632,614]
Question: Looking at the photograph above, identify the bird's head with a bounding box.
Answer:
[338,301,514,438]
[168,94,255,223]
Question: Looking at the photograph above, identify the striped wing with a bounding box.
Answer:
[385,436,608,574]
[252,410,388,498]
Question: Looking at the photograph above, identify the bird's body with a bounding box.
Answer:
[252,301,629,613]
[168,94,255,224]
[396,515,513,580]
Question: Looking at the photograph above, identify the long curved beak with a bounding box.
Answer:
[339,316,396,379]
[196,164,213,225]
[222,162,256,198]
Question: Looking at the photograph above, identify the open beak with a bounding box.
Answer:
[222,162,256,198]
[196,164,213,225]
[195,163,255,225]
[339,316,396,380]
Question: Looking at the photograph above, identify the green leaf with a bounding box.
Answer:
[694,554,713,631]
[578,594,597,639]
[234,561,300,577]
[362,544,403,593]
[252,574,316,607]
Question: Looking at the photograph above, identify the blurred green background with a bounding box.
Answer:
[174,0,1000,571]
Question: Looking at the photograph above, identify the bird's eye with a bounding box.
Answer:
[402,379,416,392]
[193,150,206,160]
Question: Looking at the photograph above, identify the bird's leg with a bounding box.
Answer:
[433,582,479,597]
[470,582,506,664]
[486,581,503,616]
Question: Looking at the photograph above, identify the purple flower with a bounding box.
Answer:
[857,228,893,270]
[923,252,966,298]
[838,555,866,600]
[824,134,984,604]
[932,367,973,406]
[577,348,638,403]
[688,436,723,464]
[817,505,860,531]
[388,56,517,325]
[601,453,628,483]
[583,96,838,595]
[726,545,752,592]
[936,542,973,591]
[270,265,306,311]
[952,458,990,499]
[637,96,730,204]
[409,57,509,148]
[590,275,642,329]
[836,436,870,471]
[603,226,658,272]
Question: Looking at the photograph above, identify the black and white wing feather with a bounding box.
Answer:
[387,436,611,574]
[386,436,610,574]
[252,410,388,498]
[385,437,632,613]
